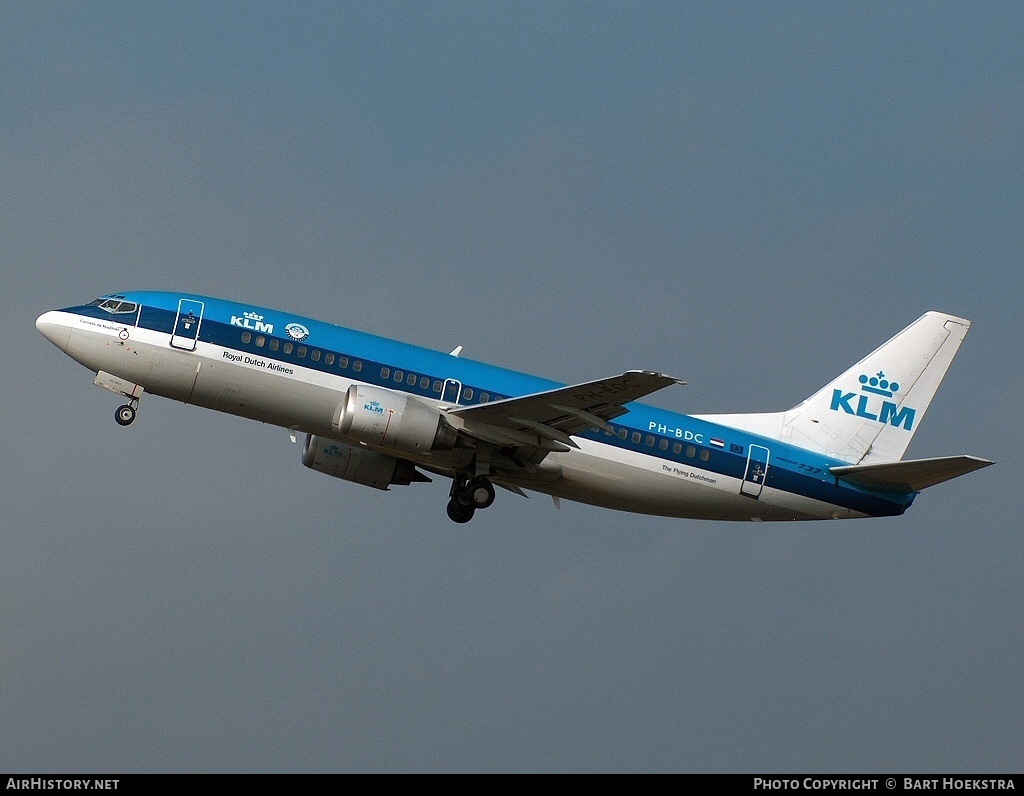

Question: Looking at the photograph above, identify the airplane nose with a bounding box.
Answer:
[36,311,72,352]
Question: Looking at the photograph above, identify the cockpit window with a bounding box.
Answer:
[89,298,137,314]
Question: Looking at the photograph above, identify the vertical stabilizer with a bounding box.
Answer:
[781,312,970,463]
[697,312,972,464]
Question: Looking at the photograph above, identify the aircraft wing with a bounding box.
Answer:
[449,370,683,455]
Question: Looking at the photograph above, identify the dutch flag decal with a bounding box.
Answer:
[710,438,725,448]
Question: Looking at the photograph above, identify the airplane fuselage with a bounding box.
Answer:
[36,292,918,522]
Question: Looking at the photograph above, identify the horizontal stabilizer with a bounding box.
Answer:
[829,455,993,493]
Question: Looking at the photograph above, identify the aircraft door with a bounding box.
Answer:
[441,378,462,405]
[740,444,770,499]
[170,299,205,351]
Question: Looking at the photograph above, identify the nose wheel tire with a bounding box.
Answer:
[115,404,137,426]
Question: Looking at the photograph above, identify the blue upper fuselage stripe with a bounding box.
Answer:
[68,292,912,517]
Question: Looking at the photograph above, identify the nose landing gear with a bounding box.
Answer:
[446,476,497,523]
[115,398,139,427]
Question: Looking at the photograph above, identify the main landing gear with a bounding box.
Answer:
[446,476,496,523]
[115,398,139,427]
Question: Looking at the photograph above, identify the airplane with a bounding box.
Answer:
[36,292,992,523]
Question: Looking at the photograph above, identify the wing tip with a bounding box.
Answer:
[629,369,686,386]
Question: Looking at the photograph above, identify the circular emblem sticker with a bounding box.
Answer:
[285,323,310,342]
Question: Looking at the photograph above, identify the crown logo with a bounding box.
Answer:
[859,371,899,398]
[243,311,264,321]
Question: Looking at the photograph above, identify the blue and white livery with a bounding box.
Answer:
[36,293,992,523]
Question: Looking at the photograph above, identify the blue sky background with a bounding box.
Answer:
[2,2,1021,772]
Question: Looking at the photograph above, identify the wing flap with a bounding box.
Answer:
[829,455,993,493]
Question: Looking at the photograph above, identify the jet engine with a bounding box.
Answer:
[334,384,457,454]
[301,435,429,490]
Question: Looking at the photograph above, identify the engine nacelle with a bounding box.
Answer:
[301,435,427,490]
[335,384,457,454]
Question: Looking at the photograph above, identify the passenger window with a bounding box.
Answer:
[659,438,669,450]
[420,376,430,390]
[311,350,321,362]
[407,373,416,386]
[241,332,252,344]
[394,370,403,382]
[618,428,628,440]
[645,435,655,447]
[631,432,641,444]
[339,357,348,369]
[297,346,307,358]
[283,342,293,355]
[269,339,279,351]
[464,388,473,401]
[686,446,695,458]
[673,442,682,454]
[353,361,362,372]
[325,353,334,365]
[480,393,489,403]
[381,367,390,379]
[700,450,710,461]
[255,335,265,347]
[432,381,442,393]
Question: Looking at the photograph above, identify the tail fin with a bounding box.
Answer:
[697,312,972,464]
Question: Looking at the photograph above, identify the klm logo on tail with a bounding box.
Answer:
[830,372,916,431]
